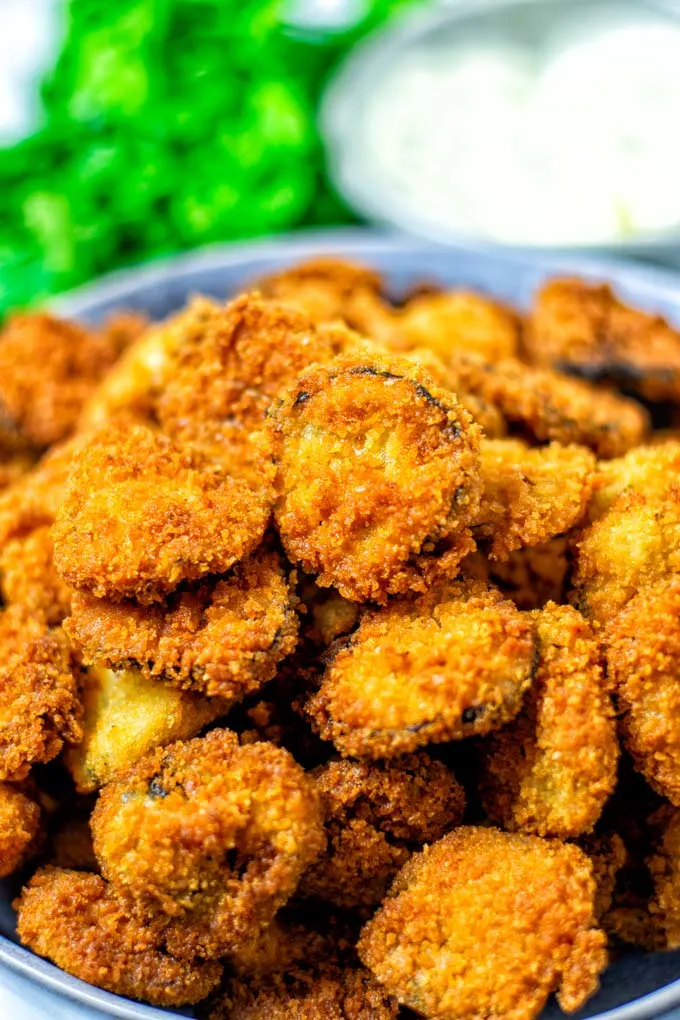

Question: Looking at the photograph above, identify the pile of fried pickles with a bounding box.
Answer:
[2,259,680,1020]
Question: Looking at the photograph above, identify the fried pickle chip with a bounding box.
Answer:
[527,278,680,402]
[479,603,618,837]
[305,581,536,758]
[358,827,607,1020]
[0,435,84,547]
[0,608,81,782]
[65,548,298,701]
[464,537,571,612]
[65,665,228,793]
[268,351,482,603]
[448,352,649,458]
[52,423,272,603]
[0,525,72,624]
[258,257,383,326]
[572,488,680,623]
[299,754,465,908]
[473,439,595,559]
[0,313,127,453]
[606,577,680,805]
[0,782,41,877]
[15,867,222,1006]
[92,729,325,959]
[588,440,680,522]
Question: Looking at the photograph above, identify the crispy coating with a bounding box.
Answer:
[65,548,298,701]
[207,965,399,1020]
[298,577,361,651]
[527,278,680,402]
[473,439,595,559]
[448,352,649,458]
[648,809,680,948]
[0,453,33,492]
[268,351,482,603]
[299,755,465,908]
[258,257,383,326]
[0,608,81,782]
[479,603,618,837]
[464,537,570,611]
[588,440,680,522]
[605,577,680,804]
[0,434,83,547]
[92,729,325,959]
[157,292,340,441]
[0,525,72,624]
[305,581,536,758]
[571,488,680,623]
[0,782,41,877]
[0,313,126,453]
[65,665,228,793]
[358,827,607,1020]
[15,867,222,1006]
[52,423,272,603]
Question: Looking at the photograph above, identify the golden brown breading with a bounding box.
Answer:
[479,603,618,837]
[588,440,680,522]
[15,867,222,1006]
[97,311,149,355]
[267,351,482,603]
[258,257,383,326]
[0,453,33,492]
[65,665,228,793]
[571,488,680,624]
[92,729,325,960]
[207,965,399,1020]
[358,827,607,1020]
[305,581,536,758]
[65,548,298,701]
[0,525,72,624]
[648,809,680,948]
[0,434,83,547]
[297,577,361,651]
[473,439,595,560]
[0,313,126,453]
[605,577,680,805]
[580,832,628,924]
[527,278,680,402]
[448,352,649,458]
[0,608,81,782]
[299,755,465,909]
[0,782,41,877]
[464,537,571,611]
[52,423,272,603]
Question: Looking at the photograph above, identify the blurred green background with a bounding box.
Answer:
[0,0,415,316]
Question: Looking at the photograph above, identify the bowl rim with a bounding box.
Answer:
[4,226,680,1019]
[321,0,680,253]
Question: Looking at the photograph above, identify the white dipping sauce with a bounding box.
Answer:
[362,18,680,245]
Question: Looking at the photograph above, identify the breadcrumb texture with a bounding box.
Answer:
[65,548,298,700]
[92,729,325,959]
[299,754,465,908]
[258,257,383,327]
[0,525,72,624]
[479,603,618,837]
[358,826,607,1020]
[649,809,680,948]
[0,608,81,781]
[606,577,680,804]
[0,782,41,877]
[15,867,222,1006]
[306,581,536,757]
[268,351,481,603]
[52,423,271,603]
[527,278,680,402]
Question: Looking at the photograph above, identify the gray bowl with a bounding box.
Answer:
[3,228,680,1020]
[322,0,680,258]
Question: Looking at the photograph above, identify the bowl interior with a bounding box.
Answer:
[3,229,680,1019]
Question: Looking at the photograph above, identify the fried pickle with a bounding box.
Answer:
[15,867,222,1005]
[258,257,383,326]
[464,537,571,611]
[479,603,618,837]
[358,827,607,1020]
[299,755,465,908]
[0,782,41,877]
[268,351,482,603]
[527,278,680,402]
[448,352,649,458]
[588,440,680,522]
[473,439,595,559]
[52,423,272,603]
[92,729,325,959]
[65,665,228,792]
[606,577,680,805]
[305,581,536,758]
[0,525,72,624]
[0,608,81,782]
